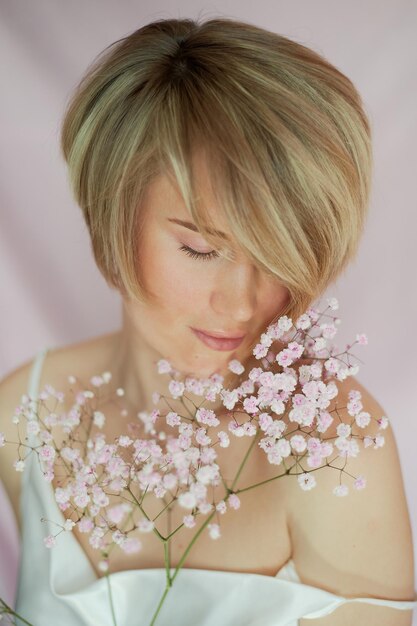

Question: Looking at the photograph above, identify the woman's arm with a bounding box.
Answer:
[284,376,415,625]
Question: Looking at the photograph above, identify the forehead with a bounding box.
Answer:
[146,148,234,242]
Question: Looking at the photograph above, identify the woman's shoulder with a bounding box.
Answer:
[284,374,415,612]
[0,332,118,528]
[0,335,109,423]
[43,330,119,383]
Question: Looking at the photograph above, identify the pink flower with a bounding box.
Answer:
[107,504,128,524]
[198,502,213,514]
[121,537,142,554]
[347,398,363,417]
[220,389,239,410]
[196,407,220,427]
[93,411,105,428]
[118,435,133,447]
[137,519,155,533]
[253,343,269,359]
[258,413,273,432]
[183,514,196,528]
[290,434,307,454]
[320,323,337,339]
[14,459,25,472]
[74,492,90,508]
[276,349,294,367]
[327,297,339,310]
[217,431,230,448]
[78,517,94,533]
[157,359,172,374]
[90,375,104,387]
[166,411,181,427]
[356,333,368,345]
[178,491,197,509]
[242,396,259,414]
[228,421,245,437]
[354,475,367,490]
[64,519,76,531]
[39,445,56,462]
[208,523,221,539]
[195,427,211,446]
[168,380,185,399]
[354,411,371,429]
[374,434,385,449]
[227,494,241,510]
[333,484,349,496]
[89,527,105,549]
[228,359,245,375]
[216,500,227,514]
[377,416,389,430]
[295,314,311,330]
[298,473,316,491]
[43,534,56,548]
[98,560,109,572]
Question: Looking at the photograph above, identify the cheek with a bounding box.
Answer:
[259,283,290,326]
[140,242,211,317]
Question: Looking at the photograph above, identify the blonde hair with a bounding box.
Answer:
[60,16,373,326]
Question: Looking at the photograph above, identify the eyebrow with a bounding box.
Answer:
[167,218,229,240]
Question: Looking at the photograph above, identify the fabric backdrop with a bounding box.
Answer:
[0,1,416,619]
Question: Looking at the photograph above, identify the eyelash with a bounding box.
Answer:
[178,244,220,261]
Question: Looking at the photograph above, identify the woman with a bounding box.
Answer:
[1,16,416,626]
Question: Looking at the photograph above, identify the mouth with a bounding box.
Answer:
[190,327,246,351]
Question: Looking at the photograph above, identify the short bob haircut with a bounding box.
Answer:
[60,16,373,326]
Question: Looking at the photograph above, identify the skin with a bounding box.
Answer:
[106,150,290,418]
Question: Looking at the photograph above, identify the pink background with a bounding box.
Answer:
[1,0,416,618]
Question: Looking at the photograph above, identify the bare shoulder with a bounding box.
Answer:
[283,374,415,625]
[0,332,117,529]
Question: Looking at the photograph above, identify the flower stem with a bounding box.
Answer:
[148,508,217,626]
[105,573,118,626]
[230,429,261,492]
[0,598,35,625]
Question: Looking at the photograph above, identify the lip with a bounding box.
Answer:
[191,328,246,351]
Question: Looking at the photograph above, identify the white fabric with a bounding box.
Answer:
[14,348,417,625]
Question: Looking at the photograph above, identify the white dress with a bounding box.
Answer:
[14,347,417,626]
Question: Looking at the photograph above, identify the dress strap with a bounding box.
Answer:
[21,348,50,493]
[28,347,50,401]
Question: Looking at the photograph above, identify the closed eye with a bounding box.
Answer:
[178,244,220,261]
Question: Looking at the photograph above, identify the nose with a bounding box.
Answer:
[210,257,259,323]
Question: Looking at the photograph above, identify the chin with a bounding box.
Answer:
[173,355,225,381]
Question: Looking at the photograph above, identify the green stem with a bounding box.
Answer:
[0,598,35,626]
[230,430,261,492]
[105,573,118,626]
[148,508,217,626]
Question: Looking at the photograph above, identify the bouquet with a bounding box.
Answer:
[0,296,388,626]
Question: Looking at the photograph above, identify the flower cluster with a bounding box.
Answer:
[0,296,388,626]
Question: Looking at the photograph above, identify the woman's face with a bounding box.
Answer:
[123,152,289,380]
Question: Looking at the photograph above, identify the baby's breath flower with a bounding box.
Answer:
[64,519,76,532]
[208,523,221,539]
[0,292,380,620]
[228,359,245,375]
[14,459,25,472]
[43,534,56,548]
